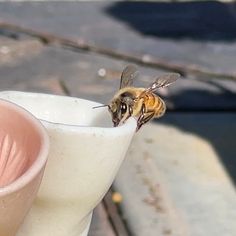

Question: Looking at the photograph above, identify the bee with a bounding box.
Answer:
[95,65,179,131]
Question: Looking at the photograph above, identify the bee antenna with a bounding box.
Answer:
[92,104,109,109]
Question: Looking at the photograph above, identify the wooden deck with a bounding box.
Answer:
[0,2,236,236]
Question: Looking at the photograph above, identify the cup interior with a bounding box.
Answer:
[0,92,116,128]
[0,100,44,187]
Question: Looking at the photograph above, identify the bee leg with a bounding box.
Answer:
[137,113,154,131]
[136,104,146,131]
[137,105,154,131]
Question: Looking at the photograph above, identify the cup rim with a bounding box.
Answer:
[0,91,137,137]
[0,99,49,196]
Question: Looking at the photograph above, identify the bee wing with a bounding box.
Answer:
[120,65,139,89]
[147,73,180,92]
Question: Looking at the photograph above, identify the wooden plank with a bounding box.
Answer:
[0,38,235,110]
[0,36,132,105]
[103,190,130,236]
[0,37,43,66]
[89,204,116,236]
[0,2,236,75]
[114,114,236,236]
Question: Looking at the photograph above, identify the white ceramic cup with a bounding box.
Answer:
[0,99,49,236]
[0,91,136,236]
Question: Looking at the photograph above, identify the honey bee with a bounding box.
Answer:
[95,65,179,131]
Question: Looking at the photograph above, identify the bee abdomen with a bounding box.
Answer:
[154,97,166,117]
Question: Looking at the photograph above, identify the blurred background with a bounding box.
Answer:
[0,1,235,236]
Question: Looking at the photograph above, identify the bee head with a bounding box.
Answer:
[109,98,131,127]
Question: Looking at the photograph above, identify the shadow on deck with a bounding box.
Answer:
[106,1,236,41]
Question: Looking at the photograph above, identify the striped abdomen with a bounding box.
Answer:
[141,92,166,118]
